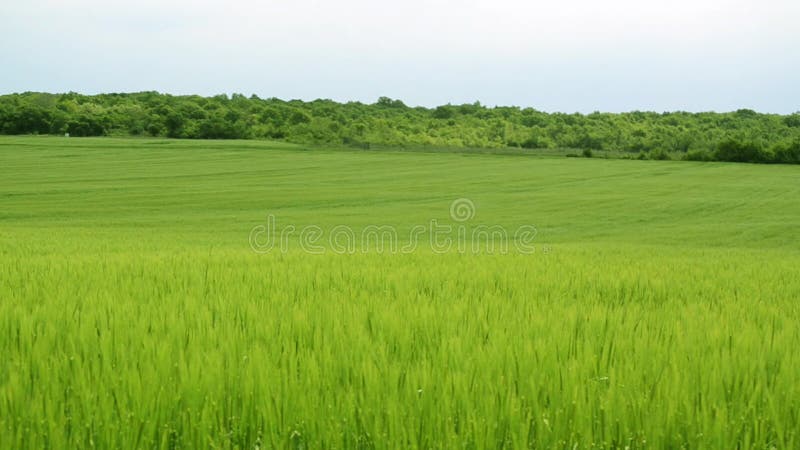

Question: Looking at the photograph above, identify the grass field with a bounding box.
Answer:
[1,136,800,449]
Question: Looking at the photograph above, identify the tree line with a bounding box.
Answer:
[1,91,799,163]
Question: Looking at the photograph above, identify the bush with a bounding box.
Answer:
[66,115,106,137]
[432,105,455,120]
[521,135,552,149]
[650,149,670,160]
[771,140,800,164]
[582,148,593,158]
[684,150,711,161]
[784,114,800,128]
[714,139,771,163]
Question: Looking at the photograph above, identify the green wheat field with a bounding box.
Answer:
[1,136,799,449]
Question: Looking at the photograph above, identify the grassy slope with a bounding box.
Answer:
[1,136,799,449]
[2,136,798,249]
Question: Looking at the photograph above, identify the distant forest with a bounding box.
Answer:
[2,92,799,163]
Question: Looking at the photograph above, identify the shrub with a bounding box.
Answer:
[714,139,771,163]
[684,150,711,161]
[784,114,800,128]
[771,140,800,164]
[432,105,455,120]
[66,115,106,137]
[650,149,670,160]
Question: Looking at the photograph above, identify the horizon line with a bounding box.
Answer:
[2,90,797,116]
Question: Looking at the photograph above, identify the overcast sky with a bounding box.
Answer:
[1,0,798,112]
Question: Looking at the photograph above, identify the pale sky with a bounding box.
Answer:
[1,0,798,112]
